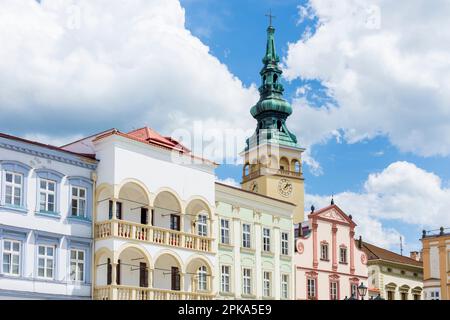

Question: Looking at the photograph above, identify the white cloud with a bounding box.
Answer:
[305,161,450,250]
[0,0,257,154]
[285,0,450,157]
[215,176,240,188]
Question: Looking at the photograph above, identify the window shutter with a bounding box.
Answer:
[116,260,121,285]
[141,208,148,225]
[116,202,122,220]
[171,267,180,291]
[108,201,113,220]
[107,258,112,285]
[140,262,148,288]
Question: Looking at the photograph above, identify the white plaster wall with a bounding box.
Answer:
[0,144,94,299]
[94,137,215,205]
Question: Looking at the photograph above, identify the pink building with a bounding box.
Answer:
[294,203,368,300]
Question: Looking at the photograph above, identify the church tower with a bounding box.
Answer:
[241,21,305,224]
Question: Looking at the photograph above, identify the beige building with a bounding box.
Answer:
[421,227,450,300]
[361,242,423,300]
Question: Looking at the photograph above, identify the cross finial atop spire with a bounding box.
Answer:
[265,9,276,27]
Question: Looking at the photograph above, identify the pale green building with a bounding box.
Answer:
[215,182,295,300]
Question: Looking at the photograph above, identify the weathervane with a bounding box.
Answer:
[265,9,276,27]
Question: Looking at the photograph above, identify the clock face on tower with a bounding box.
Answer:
[278,179,293,197]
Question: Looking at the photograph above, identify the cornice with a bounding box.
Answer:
[0,141,97,170]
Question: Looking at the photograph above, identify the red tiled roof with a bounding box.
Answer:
[93,127,216,166]
[0,132,97,161]
[361,241,423,268]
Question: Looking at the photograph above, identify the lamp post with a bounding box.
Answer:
[358,282,368,300]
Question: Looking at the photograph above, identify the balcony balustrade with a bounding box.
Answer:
[242,167,303,183]
[94,285,215,300]
[95,220,213,253]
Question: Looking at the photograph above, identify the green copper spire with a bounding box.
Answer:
[246,22,298,150]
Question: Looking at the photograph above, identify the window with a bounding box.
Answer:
[5,172,23,207]
[197,214,208,237]
[330,281,338,300]
[70,249,85,282]
[170,214,180,231]
[2,240,20,276]
[351,283,358,299]
[414,294,421,300]
[263,228,271,252]
[307,278,316,300]
[71,187,86,217]
[400,292,408,300]
[242,268,252,295]
[281,274,289,299]
[220,219,230,244]
[339,247,347,264]
[39,179,56,212]
[37,245,54,279]
[221,265,230,293]
[387,290,395,300]
[281,232,289,255]
[197,266,207,291]
[320,242,329,260]
[263,271,271,297]
[242,224,251,248]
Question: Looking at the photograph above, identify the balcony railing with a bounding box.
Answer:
[95,220,213,253]
[94,285,215,300]
[242,167,303,183]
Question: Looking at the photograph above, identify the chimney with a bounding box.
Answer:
[358,236,362,249]
[410,251,421,262]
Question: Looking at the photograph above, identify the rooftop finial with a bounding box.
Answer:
[265,9,276,27]
[331,195,335,205]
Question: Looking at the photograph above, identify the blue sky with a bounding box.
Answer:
[180,0,450,252]
[2,0,450,253]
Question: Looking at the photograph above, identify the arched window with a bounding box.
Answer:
[198,266,208,291]
[273,74,278,84]
[197,214,208,237]
[244,163,250,176]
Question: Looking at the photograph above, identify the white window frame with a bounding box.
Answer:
[70,249,85,282]
[4,172,23,207]
[242,268,252,295]
[39,179,56,213]
[37,245,55,279]
[281,274,289,299]
[263,271,272,297]
[263,228,271,252]
[320,243,329,260]
[330,281,338,300]
[220,219,230,245]
[281,232,289,255]
[197,265,207,291]
[2,239,21,276]
[197,214,208,237]
[340,247,347,264]
[71,186,87,218]
[220,265,231,293]
[242,224,251,248]
[307,278,316,299]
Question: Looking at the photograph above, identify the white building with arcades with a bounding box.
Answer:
[62,127,218,300]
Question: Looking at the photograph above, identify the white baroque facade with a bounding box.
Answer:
[63,128,218,300]
[0,133,97,299]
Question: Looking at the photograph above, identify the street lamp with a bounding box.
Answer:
[358,282,368,300]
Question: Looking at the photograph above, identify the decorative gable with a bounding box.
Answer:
[318,208,347,223]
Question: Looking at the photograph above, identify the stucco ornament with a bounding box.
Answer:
[296,241,304,254]
[361,253,367,265]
